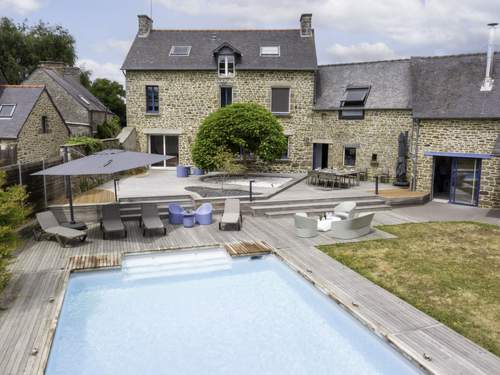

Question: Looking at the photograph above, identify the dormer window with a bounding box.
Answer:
[0,104,16,118]
[218,55,235,78]
[339,86,370,120]
[260,46,280,56]
[169,45,191,56]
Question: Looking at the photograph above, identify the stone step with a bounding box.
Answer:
[251,198,386,216]
[119,194,193,203]
[247,195,378,207]
[263,204,391,217]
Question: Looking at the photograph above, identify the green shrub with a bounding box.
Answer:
[96,117,121,139]
[66,136,104,154]
[191,103,287,171]
[0,171,29,291]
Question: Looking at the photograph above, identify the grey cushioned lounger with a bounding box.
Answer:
[140,203,166,236]
[101,203,127,239]
[35,211,87,247]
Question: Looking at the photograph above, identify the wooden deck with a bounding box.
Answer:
[0,214,499,375]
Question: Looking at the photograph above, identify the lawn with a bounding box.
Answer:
[317,221,500,356]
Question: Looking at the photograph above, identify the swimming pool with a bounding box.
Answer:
[46,248,422,375]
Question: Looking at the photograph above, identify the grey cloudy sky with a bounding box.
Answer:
[0,0,499,83]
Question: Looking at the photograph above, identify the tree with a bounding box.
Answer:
[191,103,287,171]
[0,18,76,84]
[213,150,246,191]
[96,116,121,139]
[0,172,29,291]
[89,78,126,126]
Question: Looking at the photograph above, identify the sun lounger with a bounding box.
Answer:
[294,213,318,238]
[219,199,242,231]
[140,203,166,236]
[330,212,374,239]
[35,211,87,247]
[100,203,127,239]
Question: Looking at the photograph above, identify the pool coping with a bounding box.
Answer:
[40,242,493,375]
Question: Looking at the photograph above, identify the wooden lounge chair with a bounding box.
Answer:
[294,213,318,238]
[100,203,127,239]
[329,213,375,240]
[140,203,166,237]
[35,211,87,247]
[219,199,242,231]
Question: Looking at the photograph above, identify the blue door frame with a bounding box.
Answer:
[448,158,481,206]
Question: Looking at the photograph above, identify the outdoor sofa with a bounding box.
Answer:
[35,211,87,247]
[329,213,375,240]
[333,201,356,220]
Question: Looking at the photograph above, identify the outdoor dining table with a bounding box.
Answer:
[307,168,360,189]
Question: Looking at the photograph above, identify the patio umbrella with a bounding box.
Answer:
[32,149,173,227]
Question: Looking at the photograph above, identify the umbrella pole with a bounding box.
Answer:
[67,175,75,224]
[114,178,118,202]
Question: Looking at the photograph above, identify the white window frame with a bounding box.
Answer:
[0,104,16,118]
[260,46,280,56]
[280,136,290,160]
[169,45,191,56]
[271,87,291,115]
[218,55,235,78]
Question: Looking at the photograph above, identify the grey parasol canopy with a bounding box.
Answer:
[31,149,173,227]
[32,149,173,176]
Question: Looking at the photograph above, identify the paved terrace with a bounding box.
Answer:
[0,203,499,375]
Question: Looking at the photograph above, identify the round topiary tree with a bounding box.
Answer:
[191,103,287,171]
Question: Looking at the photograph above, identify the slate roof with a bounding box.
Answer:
[0,85,45,139]
[122,29,317,71]
[411,53,500,119]
[41,68,111,113]
[314,59,412,110]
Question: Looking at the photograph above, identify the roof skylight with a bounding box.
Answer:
[0,104,16,118]
[79,95,90,105]
[260,46,280,56]
[169,46,192,56]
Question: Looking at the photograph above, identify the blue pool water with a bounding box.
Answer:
[46,249,422,375]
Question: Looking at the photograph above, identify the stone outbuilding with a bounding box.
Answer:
[25,62,114,136]
[0,85,70,165]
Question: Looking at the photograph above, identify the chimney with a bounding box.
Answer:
[300,14,313,37]
[63,66,82,83]
[39,61,66,75]
[138,15,153,38]
[481,22,498,92]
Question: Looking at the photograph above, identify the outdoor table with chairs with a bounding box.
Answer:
[307,168,361,189]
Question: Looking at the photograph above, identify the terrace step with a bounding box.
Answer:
[263,204,391,217]
[251,198,387,216]
[247,195,378,207]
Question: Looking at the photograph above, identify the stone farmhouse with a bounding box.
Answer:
[0,85,70,165]
[122,14,499,208]
[25,62,114,136]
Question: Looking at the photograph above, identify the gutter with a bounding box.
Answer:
[411,118,420,191]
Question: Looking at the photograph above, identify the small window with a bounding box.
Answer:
[218,55,235,77]
[220,86,232,107]
[371,153,378,162]
[339,109,364,120]
[344,147,356,166]
[169,46,191,56]
[260,46,280,56]
[0,104,16,118]
[281,136,290,160]
[271,87,290,114]
[146,85,159,113]
[41,116,48,133]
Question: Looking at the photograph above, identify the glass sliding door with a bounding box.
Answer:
[450,158,481,206]
[149,135,165,167]
[148,135,179,168]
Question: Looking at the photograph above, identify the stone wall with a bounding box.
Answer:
[126,70,316,171]
[414,119,500,208]
[16,90,70,163]
[312,110,413,180]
